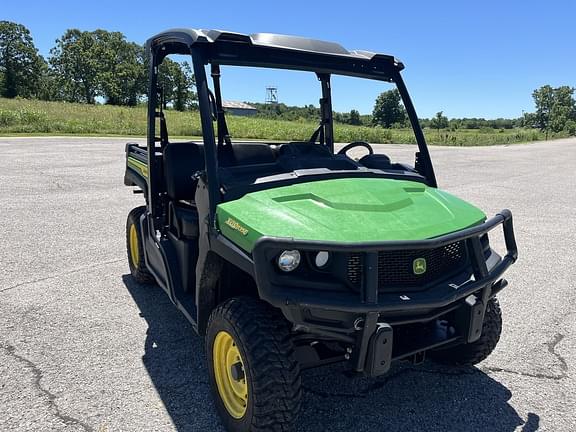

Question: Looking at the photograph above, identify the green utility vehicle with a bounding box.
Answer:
[124,29,518,432]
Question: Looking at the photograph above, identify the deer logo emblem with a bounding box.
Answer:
[413,258,427,275]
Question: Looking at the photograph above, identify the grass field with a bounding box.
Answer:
[0,97,564,145]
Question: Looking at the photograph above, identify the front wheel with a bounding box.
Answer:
[430,297,503,365]
[206,297,302,432]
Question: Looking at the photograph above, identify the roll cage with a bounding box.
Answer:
[144,29,437,229]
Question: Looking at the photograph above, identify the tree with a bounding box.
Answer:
[49,29,149,105]
[349,109,361,125]
[158,59,196,111]
[430,111,449,131]
[531,85,554,136]
[448,118,461,130]
[49,29,100,103]
[372,89,406,128]
[0,21,46,98]
[173,62,196,111]
[35,60,58,101]
[549,86,576,134]
[532,85,576,137]
[94,31,146,106]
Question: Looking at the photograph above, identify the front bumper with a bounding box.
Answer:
[252,209,518,376]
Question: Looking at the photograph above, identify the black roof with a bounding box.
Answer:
[147,28,404,80]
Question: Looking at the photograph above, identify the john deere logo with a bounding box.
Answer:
[413,258,427,275]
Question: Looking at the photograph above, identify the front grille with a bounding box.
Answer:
[347,241,468,291]
[346,253,363,287]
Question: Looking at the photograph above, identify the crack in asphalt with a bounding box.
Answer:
[482,366,564,381]
[304,333,569,399]
[548,333,568,373]
[483,333,568,381]
[0,259,124,294]
[1,343,94,432]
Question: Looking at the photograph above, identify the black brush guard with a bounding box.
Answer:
[252,210,517,376]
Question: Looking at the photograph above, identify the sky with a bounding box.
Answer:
[3,0,575,118]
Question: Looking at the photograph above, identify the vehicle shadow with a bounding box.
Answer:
[123,275,536,432]
[298,363,533,432]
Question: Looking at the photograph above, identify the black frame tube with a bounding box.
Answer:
[191,48,220,221]
[146,49,163,224]
[394,72,437,187]
[318,74,334,153]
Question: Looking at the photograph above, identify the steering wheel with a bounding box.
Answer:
[337,141,374,157]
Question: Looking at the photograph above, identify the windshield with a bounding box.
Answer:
[151,52,436,201]
[189,65,423,198]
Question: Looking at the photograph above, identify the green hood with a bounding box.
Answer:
[217,178,486,252]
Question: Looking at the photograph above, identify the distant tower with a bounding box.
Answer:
[265,86,278,104]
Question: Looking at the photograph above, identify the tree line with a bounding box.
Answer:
[372,87,576,135]
[0,21,196,110]
[249,102,368,126]
[251,86,575,135]
[1,20,574,135]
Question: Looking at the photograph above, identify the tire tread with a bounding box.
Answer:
[207,297,302,432]
[431,297,503,365]
[126,206,155,284]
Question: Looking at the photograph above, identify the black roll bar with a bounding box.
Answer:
[394,71,437,187]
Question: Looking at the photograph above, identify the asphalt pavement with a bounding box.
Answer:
[0,136,575,431]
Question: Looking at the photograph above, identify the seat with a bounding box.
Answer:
[163,142,205,201]
[277,142,359,171]
[218,143,276,167]
[163,142,204,241]
[358,154,393,170]
[164,142,279,204]
[358,154,413,172]
[277,142,333,158]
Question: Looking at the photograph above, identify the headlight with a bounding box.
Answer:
[314,251,330,269]
[277,250,301,272]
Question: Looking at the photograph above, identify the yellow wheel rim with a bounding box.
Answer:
[213,331,248,419]
[129,223,140,267]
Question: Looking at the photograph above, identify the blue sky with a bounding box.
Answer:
[3,0,575,118]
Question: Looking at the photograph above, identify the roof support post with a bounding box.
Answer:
[191,48,220,221]
[394,72,437,187]
[146,49,163,223]
[318,73,334,153]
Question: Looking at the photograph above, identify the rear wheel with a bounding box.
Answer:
[126,206,155,284]
[430,297,503,365]
[206,297,301,432]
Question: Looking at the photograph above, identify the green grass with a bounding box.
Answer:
[0,97,565,145]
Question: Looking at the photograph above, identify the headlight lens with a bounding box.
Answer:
[314,251,330,268]
[277,250,301,272]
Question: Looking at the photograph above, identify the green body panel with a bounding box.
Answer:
[217,178,486,252]
[127,156,148,179]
